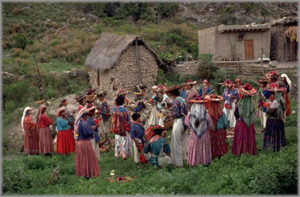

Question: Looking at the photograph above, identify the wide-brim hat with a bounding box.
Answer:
[188,95,209,103]
[134,92,143,96]
[258,77,268,83]
[186,79,197,86]
[234,78,241,83]
[240,83,257,96]
[224,79,232,85]
[203,80,209,84]
[206,94,223,102]
[270,71,279,76]
[165,85,182,93]
[77,95,86,102]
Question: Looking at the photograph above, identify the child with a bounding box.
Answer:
[130,113,146,166]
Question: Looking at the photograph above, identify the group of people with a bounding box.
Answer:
[21,71,292,178]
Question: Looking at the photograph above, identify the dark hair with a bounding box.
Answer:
[271,75,278,82]
[59,99,66,107]
[115,95,125,106]
[170,89,180,96]
[88,109,95,116]
[153,128,164,135]
[132,113,141,121]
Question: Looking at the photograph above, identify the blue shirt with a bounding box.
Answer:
[87,117,100,142]
[180,90,186,99]
[77,120,94,140]
[56,116,70,131]
[199,86,212,97]
[130,122,145,143]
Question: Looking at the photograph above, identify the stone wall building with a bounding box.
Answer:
[85,33,162,96]
[270,17,298,62]
[198,24,271,61]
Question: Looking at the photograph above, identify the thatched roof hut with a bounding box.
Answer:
[85,33,162,96]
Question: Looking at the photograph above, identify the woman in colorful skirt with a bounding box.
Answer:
[22,107,39,155]
[56,107,75,155]
[206,95,228,159]
[111,95,132,160]
[36,105,53,156]
[232,83,257,156]
[187,96,213,166]
[166,85,188,167]
[74,108,99,178]
[263,89,286,152]
[280,73,292,116]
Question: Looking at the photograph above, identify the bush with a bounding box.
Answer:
[13,33,33,50]
[156,3,179,18]
[197,53,216,80]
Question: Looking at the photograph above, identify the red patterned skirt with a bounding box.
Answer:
[75,140,99,177]
[38,127,53,154]
[231,120,257,156]
[56,129,75,154]
[209,128,228,158]
[24,128,39,154]
[285,93,291,116]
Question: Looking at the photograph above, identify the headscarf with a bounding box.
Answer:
[57,107,65,117]
[208,102,223,125]
[21,107,32,133]
[281,73,292,88]
[74,106,95,135]
[36,105,47,127]
[189,103,208,138]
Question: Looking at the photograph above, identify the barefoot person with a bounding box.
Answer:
[74,108,99,178]
[36,105,53,156]
[22,107,39,155]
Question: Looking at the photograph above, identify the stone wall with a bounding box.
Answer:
[214,30,271,61]
[88,45,158,97]
[173,61,199,78]
[198,27,216,56]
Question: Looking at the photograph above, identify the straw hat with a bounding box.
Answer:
[206,94,223,102]
[186,79,197,86]
[240,83,257,96]
[188,95,209,103]
[165,85,182,93]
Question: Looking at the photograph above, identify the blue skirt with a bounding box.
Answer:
[263,118,286,152]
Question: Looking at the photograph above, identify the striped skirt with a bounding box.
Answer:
[38,127,53,154]
[187,131,212,166]
[75,140,99,177]
[263,118,286,152]
[24,128,39,155]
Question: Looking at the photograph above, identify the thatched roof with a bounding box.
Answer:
[85,33,163,72]
[271,17,298,26]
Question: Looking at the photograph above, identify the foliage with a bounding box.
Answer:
[2,128,297,194]
[156,3,179,18]
[13,33,33,50]
[197,53,216,80]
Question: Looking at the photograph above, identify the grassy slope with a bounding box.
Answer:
[3,127,297,195]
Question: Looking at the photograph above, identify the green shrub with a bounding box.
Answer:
[13,33,33,50]
[188,43,198,60]
[156,3,179,18]
[197,53,216,80]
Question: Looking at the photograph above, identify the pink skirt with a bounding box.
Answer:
[24,128,39,154]
[232,120,257,156]
[187,131,212,166]
[56,129,75,154]
[75,140,99,177]
[38,127,53,154]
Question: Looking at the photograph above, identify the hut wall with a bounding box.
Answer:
[270,25,287,62]
[88,45,158,96]
[198,27,217,57]
[214,31,271,61]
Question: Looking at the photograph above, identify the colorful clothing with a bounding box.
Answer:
[98,100,110,121]
[171,96,188,167]
[143,136,171,167]
[111,106,131,159]
[180,90,186,99]
[23,116,39,154]
[231,98,257,156]
[87,117,100,160]
[199,86,212,97]
[185,88,199,110]
[187,103,213,166]
[130,121,146,164]
[75,120,99,178]
[56,116,75,154]
[258,88,268,128]
[223,88,239,128]
[263,100,286,152]
[37,113,53,154]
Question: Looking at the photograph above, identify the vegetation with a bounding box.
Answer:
[2,127,297,195]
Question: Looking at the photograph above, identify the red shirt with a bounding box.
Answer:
[38,114,52,128]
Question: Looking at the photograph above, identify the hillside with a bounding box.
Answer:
[2,2,298,154]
